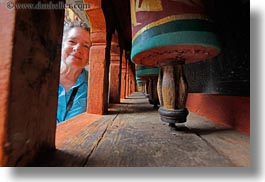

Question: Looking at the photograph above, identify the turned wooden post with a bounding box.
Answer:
[177,61,188,109]
[147,77,159,108]
[158,61,188,125]
[144,80,149,97]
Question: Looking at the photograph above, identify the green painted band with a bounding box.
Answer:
[136,68,160,77]
[131,31,221,61]
[132,19,215,47]
[136,65,157,71]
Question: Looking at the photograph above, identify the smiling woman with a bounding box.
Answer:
[0,0,108,167]
[57,22,92,123]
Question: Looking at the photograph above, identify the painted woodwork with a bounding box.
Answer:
[83,0,108,114]
[87,45,107,114]
[109,34,121,104]
[0,0,64,166]
[120,54,127,100]
[130,0,220,66]
[130,0,220,126]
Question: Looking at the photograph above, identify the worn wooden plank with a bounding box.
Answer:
[199,130,250,167]
[84,93,234,167]
[56,113,102,147]
[186,112,250,166]
[31,114,117,166]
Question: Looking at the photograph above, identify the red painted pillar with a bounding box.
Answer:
[84,0,108,114]
[125,58,130,97]
[109,53,121,103]
[109,33,121,103]
[87,42,107,114]
[126,62,136,96]
[120,54,127,100]
[128,65,136,94]
[131,76,136,94]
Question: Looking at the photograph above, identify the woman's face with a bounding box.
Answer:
[61,27,91,69]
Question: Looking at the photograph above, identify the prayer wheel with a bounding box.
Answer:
[130,0,221,126]
[131,0,220,66]
[136,76,148,94]
[136,65,160,107]
[136,76,144,92]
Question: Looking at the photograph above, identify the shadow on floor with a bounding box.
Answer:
[28,149,89,167]
[170,124,233,135]
[108,104,159,115]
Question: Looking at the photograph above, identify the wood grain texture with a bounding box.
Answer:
[0,1,16,166]
[32,92,249,167]
[85,95,233,167]
[109,54,121,104]
[31,114,117,166]
[161,65,176,109]
[176,63,188,109]
[87,45,107,114]
[56,113,102,147]
[1,5,64,166]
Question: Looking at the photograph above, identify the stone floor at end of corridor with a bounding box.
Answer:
[32,92,250,167]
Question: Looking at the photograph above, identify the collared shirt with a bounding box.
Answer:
[57,69,88,123]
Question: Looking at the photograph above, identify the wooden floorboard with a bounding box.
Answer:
[84,94,233,167]
[31,92,249,167]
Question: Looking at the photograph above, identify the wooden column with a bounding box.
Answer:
[109,33,121,103]
[136,79,144,92]
[144,80,149,96]
[125,59,130,97]
[148,77,159,108]
[87,43,107,114]
[140,82,144,92]
[128,65,136,95]
[120,54,127,100]
[0,0,64,166]
[85,0,108,114]
[109,53,120,103]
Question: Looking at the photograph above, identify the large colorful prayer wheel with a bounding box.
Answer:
[130,0,220,66]
[130,0,221,127]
